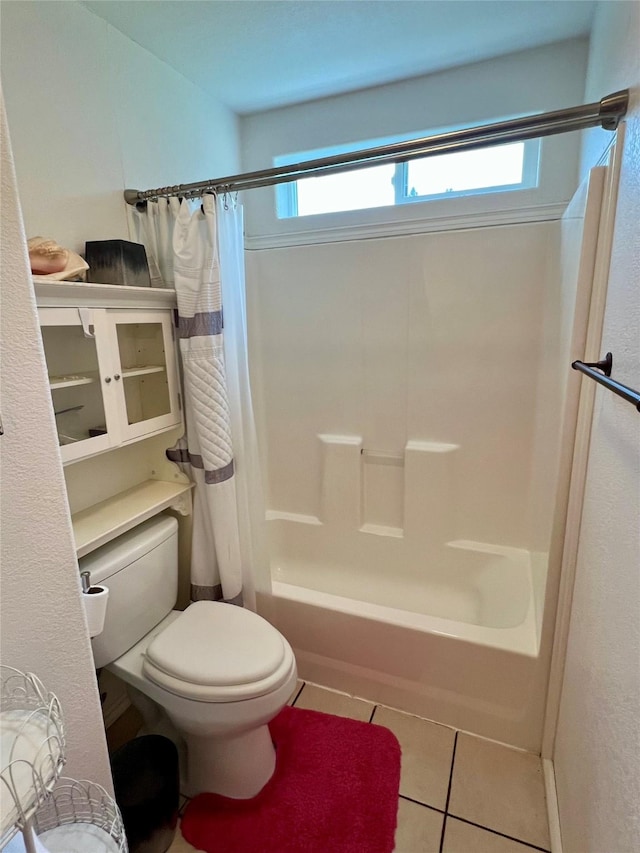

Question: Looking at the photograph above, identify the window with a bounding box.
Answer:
[275,131,540,219]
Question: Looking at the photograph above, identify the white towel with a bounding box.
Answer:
[39,823,120,853]
[0,710,63,826]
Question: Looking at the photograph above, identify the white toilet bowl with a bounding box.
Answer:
[82,516,297,799]
[109,603,297,798]
[107,601,297,798]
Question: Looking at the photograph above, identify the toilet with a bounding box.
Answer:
[82,514,297,799]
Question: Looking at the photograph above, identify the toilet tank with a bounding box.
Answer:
[81,515,179,669]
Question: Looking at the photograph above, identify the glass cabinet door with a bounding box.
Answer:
[38,308,114,463]
[109,310,181,442]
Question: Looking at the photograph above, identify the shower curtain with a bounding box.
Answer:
[128,195,267,610]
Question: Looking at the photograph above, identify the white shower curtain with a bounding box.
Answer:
[217,196,269,611]
[127,195,267,610]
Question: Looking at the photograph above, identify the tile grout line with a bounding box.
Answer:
[445,815,551,853]
[286,683,551,853]
[438,730,458,853]
[399,794,445,814]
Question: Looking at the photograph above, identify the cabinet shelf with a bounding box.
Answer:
[39,306,182,464]
[34,278,176,309]
[121,365,166,379]
[49,375,96,390]
[72,479,193,557]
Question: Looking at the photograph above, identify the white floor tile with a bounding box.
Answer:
[394,798,443,852]
[443,817,548,852]
[373,706,455,810]
[448,734,550,850]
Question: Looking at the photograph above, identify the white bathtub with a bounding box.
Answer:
[259,519,550,750]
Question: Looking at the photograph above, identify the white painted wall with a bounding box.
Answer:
[553,2,640,851]
[240,39,588,244]
[0,0,239,254]
[0,93,112,788]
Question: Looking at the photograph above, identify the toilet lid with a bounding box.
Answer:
[143,601,289,698]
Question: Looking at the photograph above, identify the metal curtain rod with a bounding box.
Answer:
[124,89,629,204]
[572,353,640,412]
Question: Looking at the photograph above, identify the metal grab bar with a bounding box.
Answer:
[572,352,640,412]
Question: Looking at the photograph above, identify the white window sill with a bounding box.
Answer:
[244,201,567,250]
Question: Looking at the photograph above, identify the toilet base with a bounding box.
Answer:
[185,723,276,799]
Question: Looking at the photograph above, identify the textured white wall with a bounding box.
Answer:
[553,2,640,851]
[0,0,239,253]
[0,0,241,786]
[0,94,112,788]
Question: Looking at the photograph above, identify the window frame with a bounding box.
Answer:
[274,132,541,220]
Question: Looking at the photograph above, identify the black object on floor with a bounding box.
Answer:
[111,734,179,853]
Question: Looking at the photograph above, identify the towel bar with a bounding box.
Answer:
[572,352,640,412]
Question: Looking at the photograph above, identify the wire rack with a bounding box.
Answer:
[33,778,127,852]
[0,666,66,848]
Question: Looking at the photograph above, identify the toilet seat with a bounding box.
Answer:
[143,601,295,703]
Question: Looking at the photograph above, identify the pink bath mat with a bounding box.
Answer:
[181,704,401,853]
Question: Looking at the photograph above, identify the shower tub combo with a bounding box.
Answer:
[259,435,550,751]
[248,193,601,751]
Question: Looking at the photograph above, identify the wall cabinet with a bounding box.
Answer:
[38,305,182,464]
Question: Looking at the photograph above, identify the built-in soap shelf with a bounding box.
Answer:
[316,435,460,538]
[72,479,193,558]
[270,435,460,542]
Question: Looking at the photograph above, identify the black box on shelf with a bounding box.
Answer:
[85,240,151,287]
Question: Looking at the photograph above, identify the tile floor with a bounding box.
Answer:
[169,681,551,853]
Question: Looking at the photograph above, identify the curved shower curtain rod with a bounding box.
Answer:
[124,89,629,205]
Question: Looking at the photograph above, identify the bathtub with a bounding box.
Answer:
[258,518,550,751]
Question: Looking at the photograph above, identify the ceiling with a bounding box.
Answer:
[82,0,596,114]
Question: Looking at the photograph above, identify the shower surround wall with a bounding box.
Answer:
[246,153,613,750]
[240,38,593,751]
[248,221,558,622]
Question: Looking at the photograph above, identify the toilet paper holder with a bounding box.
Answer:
[80,571,109,638]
